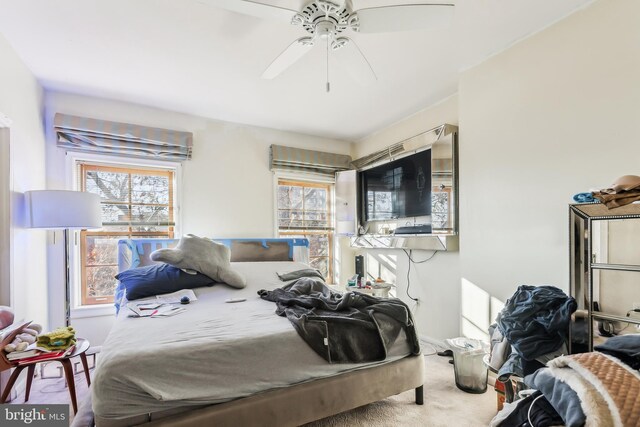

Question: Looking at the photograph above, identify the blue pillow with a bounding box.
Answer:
[115,263,215,300]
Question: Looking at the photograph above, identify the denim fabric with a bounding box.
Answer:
[572,192,596,203]
[595,334,640,369]
[525,368,586,427]
[497,285,576,361]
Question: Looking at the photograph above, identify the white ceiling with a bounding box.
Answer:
[0,0,594,141]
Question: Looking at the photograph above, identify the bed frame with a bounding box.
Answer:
[90,238,425,427]
[91,354,424,427]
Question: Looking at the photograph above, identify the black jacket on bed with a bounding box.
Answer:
[258,278,421,363]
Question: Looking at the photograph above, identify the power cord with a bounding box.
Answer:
[527,394,544,427]
[402,249,437,303]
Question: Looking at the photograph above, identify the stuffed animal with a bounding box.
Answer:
[3,323,43,353]
[0,306,14,330]
[151,234,247,288]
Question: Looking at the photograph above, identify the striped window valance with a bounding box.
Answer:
[54,113,193,161]
[270,145,352,177]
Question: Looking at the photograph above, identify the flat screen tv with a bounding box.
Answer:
[361,149,431,222]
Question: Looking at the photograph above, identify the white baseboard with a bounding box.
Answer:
[419,335,446,351]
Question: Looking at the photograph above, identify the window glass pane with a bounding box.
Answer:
[131,174,169,204]
[304,211,329,228]
[85,170,130,202]
[131,225,172,233]
[278,209,304,228]
[310,257,329,278]
[277,186,291,209]
[278,186,303,209]
[101,203,131,224]
[85,265,119,299]
[304,187,327,210]
[131,205,170,224]
[307,234,329,257]
[85,236,119,267]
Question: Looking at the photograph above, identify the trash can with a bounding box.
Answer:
[445,337,489,394]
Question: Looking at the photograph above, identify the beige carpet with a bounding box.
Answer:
[307,354,497,427]
[11,352,498,426]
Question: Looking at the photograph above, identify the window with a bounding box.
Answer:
[79,163,176,305]
[276,179,334,282]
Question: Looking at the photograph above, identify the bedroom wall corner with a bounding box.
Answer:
[345,95,460,341]
[0,33,48,330]
[458,0,640,338]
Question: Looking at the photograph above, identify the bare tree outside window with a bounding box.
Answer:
[277,179,334,282]
[80,164,175,305]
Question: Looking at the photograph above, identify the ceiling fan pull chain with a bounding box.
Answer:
[326,36,330,93]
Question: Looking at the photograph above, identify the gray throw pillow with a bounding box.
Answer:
[150,234,246,289]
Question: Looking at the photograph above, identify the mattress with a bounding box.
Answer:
[93,261,412,421]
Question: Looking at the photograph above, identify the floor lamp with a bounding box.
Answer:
[25,190,102,326]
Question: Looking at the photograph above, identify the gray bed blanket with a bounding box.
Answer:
[258,277,420,363]
[94,262,412,422]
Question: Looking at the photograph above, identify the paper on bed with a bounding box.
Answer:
[93,261,413,421]
[155,289,197,304]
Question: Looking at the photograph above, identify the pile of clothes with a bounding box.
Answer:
[36,325,77,351]
[488,285,577,383]
[258,276,420,363]
[493,335,640,427]
[490,285,640,427]
[592,175,640,208]
[573,175,640,208]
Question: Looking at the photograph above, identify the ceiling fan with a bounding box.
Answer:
[206,0,454,91]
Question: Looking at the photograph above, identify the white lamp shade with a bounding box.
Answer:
[25,190,102,229]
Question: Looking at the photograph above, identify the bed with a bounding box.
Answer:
[90,238,425,427]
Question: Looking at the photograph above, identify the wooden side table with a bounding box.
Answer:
[0,338,91,413]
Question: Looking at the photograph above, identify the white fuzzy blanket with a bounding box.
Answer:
[547,352,640,427]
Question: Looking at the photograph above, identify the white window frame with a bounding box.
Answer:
[272,172,336,283]
[66,152,182,318]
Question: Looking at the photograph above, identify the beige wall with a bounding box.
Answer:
[458,0,640,337]
[44,91,352,345]
[0,34,48,327]
[347,95,460,341]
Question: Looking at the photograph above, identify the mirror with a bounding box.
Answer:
[347,124,458,251]
[430,129,456,233]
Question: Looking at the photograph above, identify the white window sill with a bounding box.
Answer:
[70,304,115,319]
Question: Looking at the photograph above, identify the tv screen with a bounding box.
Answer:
[361,149,431,221]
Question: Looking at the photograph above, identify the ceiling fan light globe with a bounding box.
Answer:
[316,21,335,39]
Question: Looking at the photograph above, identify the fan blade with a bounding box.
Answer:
[354,4,454,33]
[332,37,377,86]
[199,0,298,24]
[262,37,315,79]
